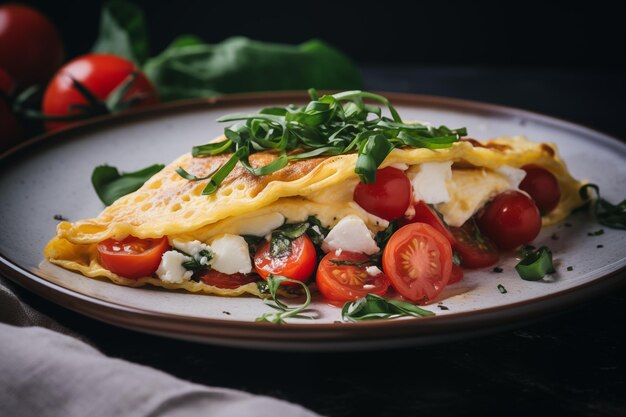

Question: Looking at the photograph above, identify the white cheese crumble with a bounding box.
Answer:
[322,215,379,255]
[365,265,383,276]
[389,163,409,171]
[411,161,453,204]
[334,248,343,256]
[210,234,252,274]
[362,284,376,289]
[497,165,527,189]
[173,239,213,266]
[235,212,285,237]
[156,251,193,284]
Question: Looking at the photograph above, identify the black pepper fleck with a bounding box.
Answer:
[551,233,559,240]
[222,311,231,315]
[567,266,574,271]
[597,244,604,248]
[492,267,504,273]
[565,222,573,228]
[53,214,68,221]
[437,305,449,310]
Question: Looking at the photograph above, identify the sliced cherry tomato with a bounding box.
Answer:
[476,190,542,251]
[97,236,170,279]
[382,223,452,302]
[519,164,561,214]
[401,200,455,244]
[254,235,317,284]
[198,270,258,289]
[43,54,158,131]
[450,221,499,269]
[449,264,464,284]
[316,251,389,303]
[353,167,412,221]
[0,4,64,87]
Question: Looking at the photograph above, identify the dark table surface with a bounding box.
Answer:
[8,66,626,417]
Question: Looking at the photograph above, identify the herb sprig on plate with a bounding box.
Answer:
[179,89,466,194]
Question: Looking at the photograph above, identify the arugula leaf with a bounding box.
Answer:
[255,275,314,324]
[515,246,555,281]
[375,220,399,250]
[91,164,164,206]
[182,90,466,195]
[305,216,329,246]
[342,294,435,322]
[270,222,310,258]
[143,37,363,101]
[579,184,626,229]
[92,0,149,64]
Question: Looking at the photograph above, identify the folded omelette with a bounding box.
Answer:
[45,133,583,298]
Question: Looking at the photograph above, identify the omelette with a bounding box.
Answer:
[44,91,583,301]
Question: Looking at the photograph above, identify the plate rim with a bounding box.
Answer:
[1,91,625,347]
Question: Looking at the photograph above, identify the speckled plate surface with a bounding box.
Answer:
[1,92,624,351]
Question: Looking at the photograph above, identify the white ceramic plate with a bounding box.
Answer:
[1,92,624,351]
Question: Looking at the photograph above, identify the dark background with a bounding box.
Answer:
[18,0,626,69]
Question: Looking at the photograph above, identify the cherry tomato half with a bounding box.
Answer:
[519,165,561,214]
[449,264,464,284]
[353,167,412,221]
[316,251,389,303]
[401,200,455,245]
[0,4,64,87]
[254,235,317,284]
[449,221,499,269]
[382,223,452,303]
[97,236,170,279]
[43,54,158,131]
[476,190,542,251]
[198,270,258,289]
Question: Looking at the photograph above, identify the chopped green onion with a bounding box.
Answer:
[515,246,555,281]
[580,184,626,229]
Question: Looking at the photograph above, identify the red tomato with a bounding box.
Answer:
[382,223,452,302]
[476,190,542,251]
[198,270,258,289]
[254,235,317,284]
[450,221,499,268]
[43,54,158,131]
[519,165,561,214]
[316,251,389,303]
[0,4,64,87]
[97,236,169,279]
[353,167,412,220]
[402,200,455,244]
[449,264,464,284]
[0,67,20,149]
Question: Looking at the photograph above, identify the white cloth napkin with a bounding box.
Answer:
[0,278,321,417]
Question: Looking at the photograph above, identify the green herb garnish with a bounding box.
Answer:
[342,293,435,322]
[580,184,626,229]
[255,275,313,324]
[515,246,555,281]
[374,220,399,250]
[91,163,164,206]
[179,90,465,194]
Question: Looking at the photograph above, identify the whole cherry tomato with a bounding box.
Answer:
[0,4,64,87]
[43,54,158,131]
